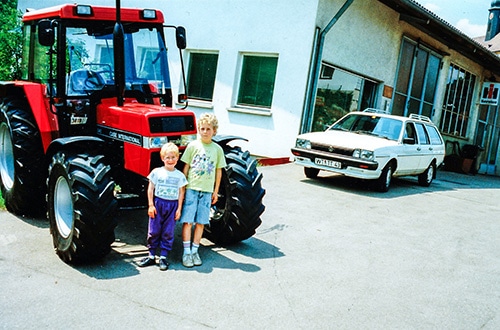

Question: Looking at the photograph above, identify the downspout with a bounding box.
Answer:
[301,0,355,133]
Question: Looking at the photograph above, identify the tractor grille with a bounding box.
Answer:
[149,116,195,133]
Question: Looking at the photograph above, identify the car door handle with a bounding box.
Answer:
[429,147,433,151]
[417,147,421,151]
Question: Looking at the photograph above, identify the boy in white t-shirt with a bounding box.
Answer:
[138,143,187,271]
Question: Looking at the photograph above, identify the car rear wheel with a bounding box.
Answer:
[418,163,435,187]
[304,167,319,178]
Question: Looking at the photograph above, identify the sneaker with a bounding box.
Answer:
[192,252,202,266]
[182,253,194,268]
[159,258,169,271]
[138,257,156,267]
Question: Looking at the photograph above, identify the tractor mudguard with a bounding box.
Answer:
[46,136,107,159]
[212,135,248,148]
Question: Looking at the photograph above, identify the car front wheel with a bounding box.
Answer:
[375,162,393,192]
[304,167,320,178]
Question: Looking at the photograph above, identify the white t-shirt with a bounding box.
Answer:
[147,167,187,200]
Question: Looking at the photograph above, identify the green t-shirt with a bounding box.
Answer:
[181,139,227,192]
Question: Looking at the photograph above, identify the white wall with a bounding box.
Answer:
[18,0,319,159]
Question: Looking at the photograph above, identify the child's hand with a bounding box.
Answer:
[148,205,157,218]
[211,192,218,205]
[175,209,181,221]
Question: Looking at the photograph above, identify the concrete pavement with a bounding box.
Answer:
[1,164,500,329]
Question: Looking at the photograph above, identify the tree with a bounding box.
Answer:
[0,0,23,80]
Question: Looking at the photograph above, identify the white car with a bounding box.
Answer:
[291,109,445,192]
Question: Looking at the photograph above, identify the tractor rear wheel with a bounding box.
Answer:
[204,146,265,245]
[0,97,45,216]
[47,151,117,263]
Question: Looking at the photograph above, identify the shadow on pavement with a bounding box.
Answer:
[299,169,500,198]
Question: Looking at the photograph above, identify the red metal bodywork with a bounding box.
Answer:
[22,4,164,24]
[97,98,197,177]
[14,82,59,152]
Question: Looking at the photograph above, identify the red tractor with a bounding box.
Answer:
[0,3,265,263]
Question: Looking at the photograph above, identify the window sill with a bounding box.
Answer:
[227,106,272,116]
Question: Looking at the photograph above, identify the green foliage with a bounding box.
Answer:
[0,189,4,210]
[0,0,23,80]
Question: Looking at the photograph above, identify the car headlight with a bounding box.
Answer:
[353,149,374,160]
[296,138,311,149]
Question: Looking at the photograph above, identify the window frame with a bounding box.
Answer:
[186,51,219,102]
[439,64,476,138]
[234,52,279,111]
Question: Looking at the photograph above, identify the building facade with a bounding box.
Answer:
[17,0,500,175]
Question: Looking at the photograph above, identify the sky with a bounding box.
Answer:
[416,0,491,38]
[17,0,492,38]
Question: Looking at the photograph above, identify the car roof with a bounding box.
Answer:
[349,109,436,126]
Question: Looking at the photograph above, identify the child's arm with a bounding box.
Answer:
[212,168,222,205]
[175,185,185,220]
[183,163,190,178]
[147,181,156,218]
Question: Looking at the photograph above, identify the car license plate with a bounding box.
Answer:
[315,158,341,169]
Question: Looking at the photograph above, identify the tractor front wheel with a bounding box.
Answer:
[47,151,117,263]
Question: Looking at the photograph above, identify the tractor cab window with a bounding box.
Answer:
[65,25,171,97]
[33,24,57,85]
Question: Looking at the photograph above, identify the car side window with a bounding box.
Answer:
[425,125,443,145]
[415,123,430,145]
[404,123,416,143]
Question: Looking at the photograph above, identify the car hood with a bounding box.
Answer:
[297,130,398,150]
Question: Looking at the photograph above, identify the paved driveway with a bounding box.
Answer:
[1,164,500,329]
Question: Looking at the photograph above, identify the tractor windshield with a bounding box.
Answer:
[66,24,171,97]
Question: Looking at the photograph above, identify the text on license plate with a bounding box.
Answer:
[315,158,341,169]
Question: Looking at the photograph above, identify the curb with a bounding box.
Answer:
[256,157,291,166]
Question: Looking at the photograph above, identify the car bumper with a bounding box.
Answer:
[291,147,382,180]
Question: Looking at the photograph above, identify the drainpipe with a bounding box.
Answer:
[301,0,355,133]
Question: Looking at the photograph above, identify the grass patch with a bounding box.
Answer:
[0,192,5,210]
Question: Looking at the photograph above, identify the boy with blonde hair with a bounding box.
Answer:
[138,142,187,271]
[179,113,227,267]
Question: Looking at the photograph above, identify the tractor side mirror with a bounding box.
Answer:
[175,26,187,49]
[38,20,55,46]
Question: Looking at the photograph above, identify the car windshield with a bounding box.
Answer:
[66,24,171,96]
[329,114,403,141]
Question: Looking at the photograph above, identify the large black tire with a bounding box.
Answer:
[0,97,45,216]
[204,146,265,245]
[47,151,118,264]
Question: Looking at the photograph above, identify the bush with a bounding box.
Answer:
[0,0,23,81]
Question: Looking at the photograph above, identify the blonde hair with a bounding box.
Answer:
[160,142,179,159]
[198,113,219,134]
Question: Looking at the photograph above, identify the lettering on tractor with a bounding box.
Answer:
[0,3,265,264]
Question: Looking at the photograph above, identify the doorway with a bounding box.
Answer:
[475,104,500,174]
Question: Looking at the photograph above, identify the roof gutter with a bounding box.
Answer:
[301,0,355,133]
[378,0,500,76]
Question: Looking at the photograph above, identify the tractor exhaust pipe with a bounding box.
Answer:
[113,0,125,106]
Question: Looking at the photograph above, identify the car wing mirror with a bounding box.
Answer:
[403,137,416,145]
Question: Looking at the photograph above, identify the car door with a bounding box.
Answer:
[397,122,423,175]
[413,122,433,173]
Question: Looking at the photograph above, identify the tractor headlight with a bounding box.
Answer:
[352,149,374,160]
[148,137,169,149]
[296,138,311,149]
[179,134,197,147]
